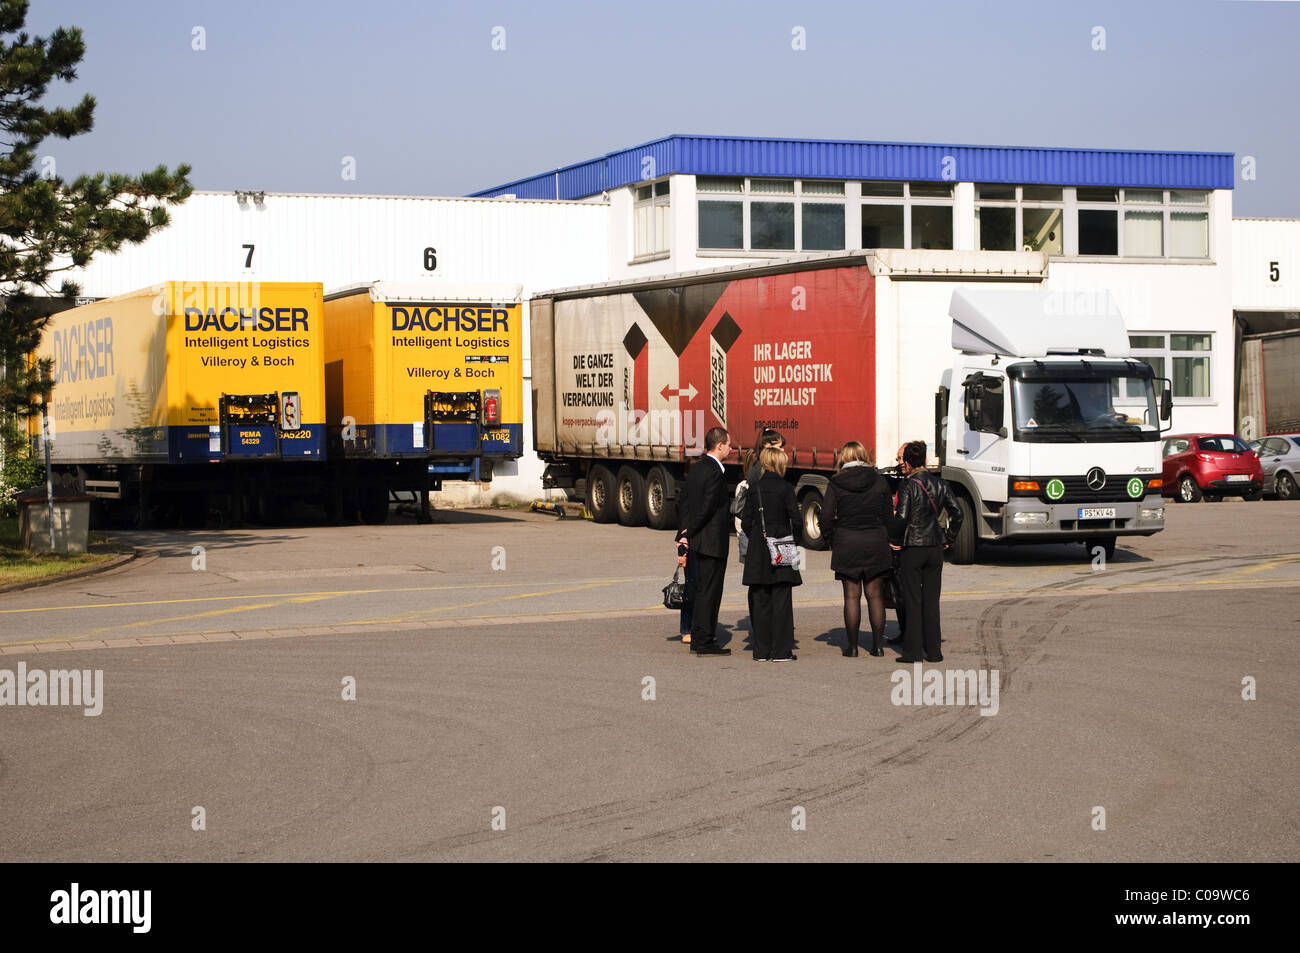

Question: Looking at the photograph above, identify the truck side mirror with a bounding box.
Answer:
[1160,385,1172,422]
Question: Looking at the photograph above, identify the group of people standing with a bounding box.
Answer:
[675,428,962,663]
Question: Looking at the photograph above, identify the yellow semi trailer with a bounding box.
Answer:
[33,281,325,525]
[322,280,524,523]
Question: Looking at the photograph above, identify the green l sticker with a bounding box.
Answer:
[1045,478,1065,500]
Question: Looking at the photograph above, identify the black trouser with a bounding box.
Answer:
[691,553,726,647]
[899,545,944,660]
[679,548,699,635]
[750,583,794,659]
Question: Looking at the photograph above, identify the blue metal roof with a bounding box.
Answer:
[469,135,1234,199]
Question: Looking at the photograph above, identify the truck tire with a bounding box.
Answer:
[949,494,977,565]
[1177,474,1201,503]
[585,464,617,523]
[645,465,677,530]
[359,486,390,525]
[1094,535,1117,562]
[616,466,647,526]
[799,488,827,551]
[1276,472,1297,500]
[1242,486,1263,501]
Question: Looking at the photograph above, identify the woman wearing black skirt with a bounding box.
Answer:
[821,441,893,657]
[741,446,803,661]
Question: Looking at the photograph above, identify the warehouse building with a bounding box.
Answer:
[60,134,1300,504]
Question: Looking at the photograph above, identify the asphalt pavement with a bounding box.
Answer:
[0,500,1296,861]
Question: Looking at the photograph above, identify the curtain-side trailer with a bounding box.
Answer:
[531,256,877,547]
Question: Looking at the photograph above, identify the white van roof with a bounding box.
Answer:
[950,287,1131,358]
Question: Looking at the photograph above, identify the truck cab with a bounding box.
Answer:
[937,288,1172,563]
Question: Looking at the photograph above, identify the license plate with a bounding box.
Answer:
[1226,474,1249,482]
[1078,507,1116,519]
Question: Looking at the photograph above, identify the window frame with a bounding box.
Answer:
[632,178,672,261]
[974,184,1065,255]
[696,177,847,254]
[1071,188,1211,261]
[1118,332,1215,406]
[859,181,954,251]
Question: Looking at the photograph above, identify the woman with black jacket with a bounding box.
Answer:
[741,446,803,661]
[888,440,963,664]
[821,441,893,657]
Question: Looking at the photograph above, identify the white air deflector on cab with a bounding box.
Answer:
[949,287,1131,359]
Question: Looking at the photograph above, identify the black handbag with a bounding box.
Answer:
[663,566,688,610]
[883,551,903,610]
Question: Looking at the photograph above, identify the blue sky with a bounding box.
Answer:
[26,0,1300,216]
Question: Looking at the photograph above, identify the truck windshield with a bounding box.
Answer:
[1011,373,1160,442]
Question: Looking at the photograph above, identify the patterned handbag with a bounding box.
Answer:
[758,488,800,567]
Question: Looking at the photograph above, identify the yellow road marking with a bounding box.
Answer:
[0,578,649,616]
[86,594,340,635]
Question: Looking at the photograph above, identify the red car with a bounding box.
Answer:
[1161,434,1263,502]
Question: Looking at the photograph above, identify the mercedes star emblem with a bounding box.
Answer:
[1086,467,1107,491]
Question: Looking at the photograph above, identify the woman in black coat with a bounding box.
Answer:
[741,446,803,661]
[821,441,893,657]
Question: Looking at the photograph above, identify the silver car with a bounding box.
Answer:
[1248,434,1300,500]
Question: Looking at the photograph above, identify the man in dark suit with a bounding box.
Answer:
[677,427,732,656]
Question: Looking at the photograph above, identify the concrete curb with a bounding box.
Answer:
[0,548,141,595]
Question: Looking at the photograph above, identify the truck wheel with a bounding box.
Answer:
[1094,535,1117,562]
[1242,486,1263,501]
[616,466,647,526]
[359,486,390,525]
[949,494,977,565]
[180,497,209,530]
[585,464,617,523]
[1276,472,1297,500]
[1177,475,1201,503]
[799,489,827,551]
[645,466,677,530]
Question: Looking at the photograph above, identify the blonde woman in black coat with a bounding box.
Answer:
[821,441,893,657]
[741,446,803,661]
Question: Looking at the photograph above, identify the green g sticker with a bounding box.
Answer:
[1045,478,1065,500]
[1127,477,1145,498]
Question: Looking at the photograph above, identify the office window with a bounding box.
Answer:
[975,185,1063,254]
[751,201,794,249]
[1075,188,1211,259]
[633,180,670,257]
[1118,333,1212,401]
[911,204,952,249]
[697,177,845,251]
[861,204,904,248]
[802,203,845,250]
[861,181,952,250]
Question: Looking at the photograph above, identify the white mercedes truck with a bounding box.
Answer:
[938,287,1172,564]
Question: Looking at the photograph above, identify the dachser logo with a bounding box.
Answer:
[50,883,151,933]
[390,305,509,332]
[184,306,309,332]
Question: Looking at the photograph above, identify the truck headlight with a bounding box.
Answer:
[1141,507,1165,520]
[1012,511,1050,524]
